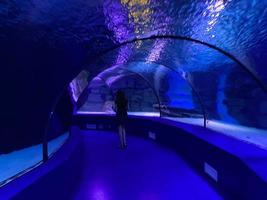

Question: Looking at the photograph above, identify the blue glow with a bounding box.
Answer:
[166,72,194,110]
[217,73,238,124]
[0,133,68,185]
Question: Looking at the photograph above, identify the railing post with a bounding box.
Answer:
[43,111,53,162]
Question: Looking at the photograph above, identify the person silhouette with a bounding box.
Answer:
[114,90,128,149]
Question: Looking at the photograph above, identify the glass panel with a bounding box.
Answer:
[78,77,113,113]
[69,70,90,103]
[161,40,267,130]
[102,0,267,87]
[47,90,71,157]
[124,62,204,121]
[84,38,267,149]
[2,0,267,85]
[77,66,159,116]
[0,145,42,186]
[110,73,159,116]
[90,38,267,128]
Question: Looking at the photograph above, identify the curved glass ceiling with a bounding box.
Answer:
[73,37,267,130]
[78,66,159,114]
[2,0,267,141]
[2,0,266,86]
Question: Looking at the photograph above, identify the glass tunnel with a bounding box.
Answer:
[1,0,267,199]
[70,38,267,144]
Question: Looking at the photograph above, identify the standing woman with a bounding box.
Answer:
[115,90,128,149]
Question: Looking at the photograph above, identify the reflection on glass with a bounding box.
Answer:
[69,70,90,102]
[47,90,72,159]
[0,144,42,185]
[79,77,113,113]
[48,133,69,157]
[82,37,267,150]
[78,66,159,115]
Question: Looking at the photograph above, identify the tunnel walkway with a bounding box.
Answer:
[73,130,222,200]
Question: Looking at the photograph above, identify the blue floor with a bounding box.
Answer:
[73,130,222,200]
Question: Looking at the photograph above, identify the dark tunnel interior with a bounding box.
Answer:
[1,0,267,199]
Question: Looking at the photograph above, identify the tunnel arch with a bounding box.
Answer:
[79,65,163,116]
[85,35,267,95]
[1,1,267,195]
[128,60,207,127]
[42,86,74,161]
[112,67,162,116]
[82,61,207,127]
[43,34,267,160]
[80,35,267,130]
[116,61,207,127]
[89,76,116,99]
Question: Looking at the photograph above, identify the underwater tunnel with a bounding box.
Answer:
[1,0,267,199]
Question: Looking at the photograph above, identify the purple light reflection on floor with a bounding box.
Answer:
[73,130,222,200]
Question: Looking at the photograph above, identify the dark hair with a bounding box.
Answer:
[116,90,125,101]
[115,90,127,109]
